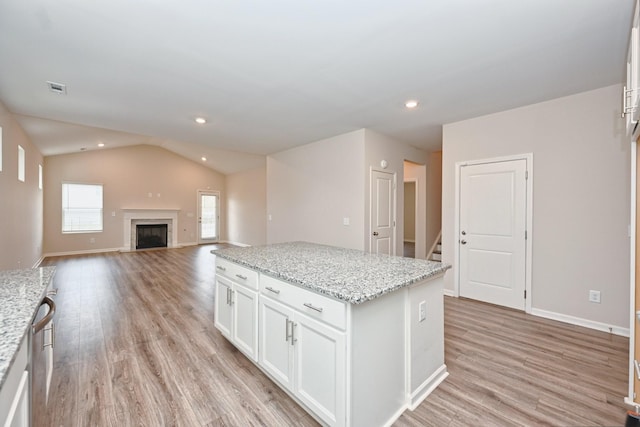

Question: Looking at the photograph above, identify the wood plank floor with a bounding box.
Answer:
[39,245,630,426]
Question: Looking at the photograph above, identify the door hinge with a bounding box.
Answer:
[525,170,529,180]
[525,230,527,240]
[524,290,527,299]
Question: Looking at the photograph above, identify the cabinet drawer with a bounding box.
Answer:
[215,258,258,290]
[261,275,346,330]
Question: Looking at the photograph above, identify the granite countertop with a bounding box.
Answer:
[0,267,56,390]
[212,242,450,304]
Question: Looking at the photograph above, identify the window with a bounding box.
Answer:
[62,183,103,233]
[18,145,24,182]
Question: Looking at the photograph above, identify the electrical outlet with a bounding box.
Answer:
[343,217,350,226]
[89,237,96,244]
[589,290,601,304]
[418,301,426,322]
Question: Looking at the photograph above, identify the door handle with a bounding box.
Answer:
[373,232,379,236]
[460,240,467,245]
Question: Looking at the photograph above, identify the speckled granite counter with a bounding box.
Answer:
[212,242,450,304]
[0,267,56,390]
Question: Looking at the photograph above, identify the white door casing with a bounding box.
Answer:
[456,156,532,311]
[370,170,396,255]
[197,190,220,244]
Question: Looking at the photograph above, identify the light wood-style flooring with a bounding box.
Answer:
[40,245,630,426]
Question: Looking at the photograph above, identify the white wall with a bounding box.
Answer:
[266,130,366,250]
[226,165,267,246]
[442,84,630,330]
[426,151,442,252]
[0,99,44,269]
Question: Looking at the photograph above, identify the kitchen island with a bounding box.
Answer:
[212,242,450,427]
[0,267,56,426]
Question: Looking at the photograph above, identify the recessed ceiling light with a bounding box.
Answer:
[201,157,207,162]
[195,117,207,124]
[98,143,105,147]
[405,100,419,109]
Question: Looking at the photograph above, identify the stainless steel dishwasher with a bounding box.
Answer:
[31,291,56,425]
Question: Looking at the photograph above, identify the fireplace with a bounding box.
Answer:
[121,209,179,251]
[136,224,168,249]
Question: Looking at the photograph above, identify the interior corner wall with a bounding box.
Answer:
[426,151,442,252]
[226,165,267,246]
[0,100,44,269]
[364,129,428,256]
[442,84,630,329]
[404,160,427,259]
[43,144,226,255]
[266,130,366,250]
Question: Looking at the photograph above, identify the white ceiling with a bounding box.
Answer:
[0,0,634,174]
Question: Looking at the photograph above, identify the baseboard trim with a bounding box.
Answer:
[531,308,629,337]
[43,247,122,258]
[33,256,45,268]
[408,364,449,411]
[443,288,456,297]
[222,240,251,247]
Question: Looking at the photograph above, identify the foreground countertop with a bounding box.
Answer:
[0,267,56,390]
[212,242,450,304]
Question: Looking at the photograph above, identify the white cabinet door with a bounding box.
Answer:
[214,276,233,338]
[294,312,346,427]
[259,297,294,391]
[233,285,258,362]
[4,371,29,427]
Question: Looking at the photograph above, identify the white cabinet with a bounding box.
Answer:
[625,0,640,136]
[215,256,447,427]
[259,295,346,426]
[293,311,345,426]
[259,296,294,390]
[0,334,29,427]
[214,259,258,362]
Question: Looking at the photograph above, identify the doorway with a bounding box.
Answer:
[455,154,533,312]
[197,190,220,244]
[370,170,396,255]
[403,180,416,258]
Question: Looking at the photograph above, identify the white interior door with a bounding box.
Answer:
[198,190,219,244]
[370,170,395,255]
[459,159,527,310]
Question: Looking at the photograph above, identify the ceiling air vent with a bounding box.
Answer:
[46,81,67,95]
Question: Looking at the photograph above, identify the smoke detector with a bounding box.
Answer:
[46,81,67,95]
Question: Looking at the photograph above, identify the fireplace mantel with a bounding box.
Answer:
[122,209,180,251]
[122,208,181,212]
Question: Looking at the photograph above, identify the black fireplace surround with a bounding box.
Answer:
[136,224,168,249]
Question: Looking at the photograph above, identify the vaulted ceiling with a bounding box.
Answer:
[0,0,634,174]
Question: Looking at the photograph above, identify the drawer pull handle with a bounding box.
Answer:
[236,274,248,280]
[303,302,323,313]
[216,266,226,271]
[265,286,280,294]
[285,319,292,342]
